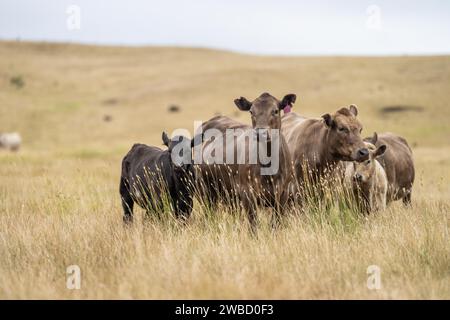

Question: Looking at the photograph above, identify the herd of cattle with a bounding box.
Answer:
[119,92,415,227]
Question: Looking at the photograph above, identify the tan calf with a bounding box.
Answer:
[345,142,388,212]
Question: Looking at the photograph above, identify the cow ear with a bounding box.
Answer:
[162,131,170,147]
[280,94,297,109]
[322,114,334,128]
[364,132,378,144]
[349,104,358,117]
[375,144,387,157]
[372,132,378,144]
[191,133,203,148]
[234,97,252,111]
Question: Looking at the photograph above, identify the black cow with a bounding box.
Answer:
[119,132,198,223]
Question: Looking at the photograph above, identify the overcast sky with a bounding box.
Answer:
[1,0,450,55]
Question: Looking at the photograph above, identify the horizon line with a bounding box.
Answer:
[2,38,450,58]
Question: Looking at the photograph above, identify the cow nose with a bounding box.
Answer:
[255,128,270,142]
[357,148,369,159]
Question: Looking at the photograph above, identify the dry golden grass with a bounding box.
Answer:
[0,41,449,299]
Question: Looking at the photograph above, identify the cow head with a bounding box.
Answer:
[162,131,202,217]
[162,131,201,178]
[322,105,369,162]
[234,92,296,141]
[352,142,387,184]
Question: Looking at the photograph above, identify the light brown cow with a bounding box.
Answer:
[364,132,415,205]
[281,105,369,198]
[196,92,296,229]
[345,142,388,212]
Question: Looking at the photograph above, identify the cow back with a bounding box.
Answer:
[369,133,414,201]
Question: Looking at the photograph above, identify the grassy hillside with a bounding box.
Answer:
[0,41,449,299]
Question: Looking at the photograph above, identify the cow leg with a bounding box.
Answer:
[204,185,219,212]
[172,199,185,222]
[248,207,257,235]
[120,177,134,224]
[175,201,192,224]
[174,209,189,226]
[241,192,257,234]
[270,209,282,230]
[403,191,412,206]
[271,190,287,229]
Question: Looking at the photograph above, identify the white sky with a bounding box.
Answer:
[1,0,450,55]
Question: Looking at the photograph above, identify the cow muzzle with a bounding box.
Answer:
[254,128,271,142]
[353,173,363,183]
[354,147,369,162]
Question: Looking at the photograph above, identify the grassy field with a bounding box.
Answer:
[0,41,449,299]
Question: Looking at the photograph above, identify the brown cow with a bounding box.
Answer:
[364,132,415,205]
[196,92,296,229]
[281,105,369,198]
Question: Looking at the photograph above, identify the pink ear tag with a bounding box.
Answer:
[283,104,292,114]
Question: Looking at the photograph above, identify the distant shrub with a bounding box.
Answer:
[10,76,25,89]
[102,98,119,106]
[168,104,181,113]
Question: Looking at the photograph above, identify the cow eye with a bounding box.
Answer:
[338,127,347,133]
